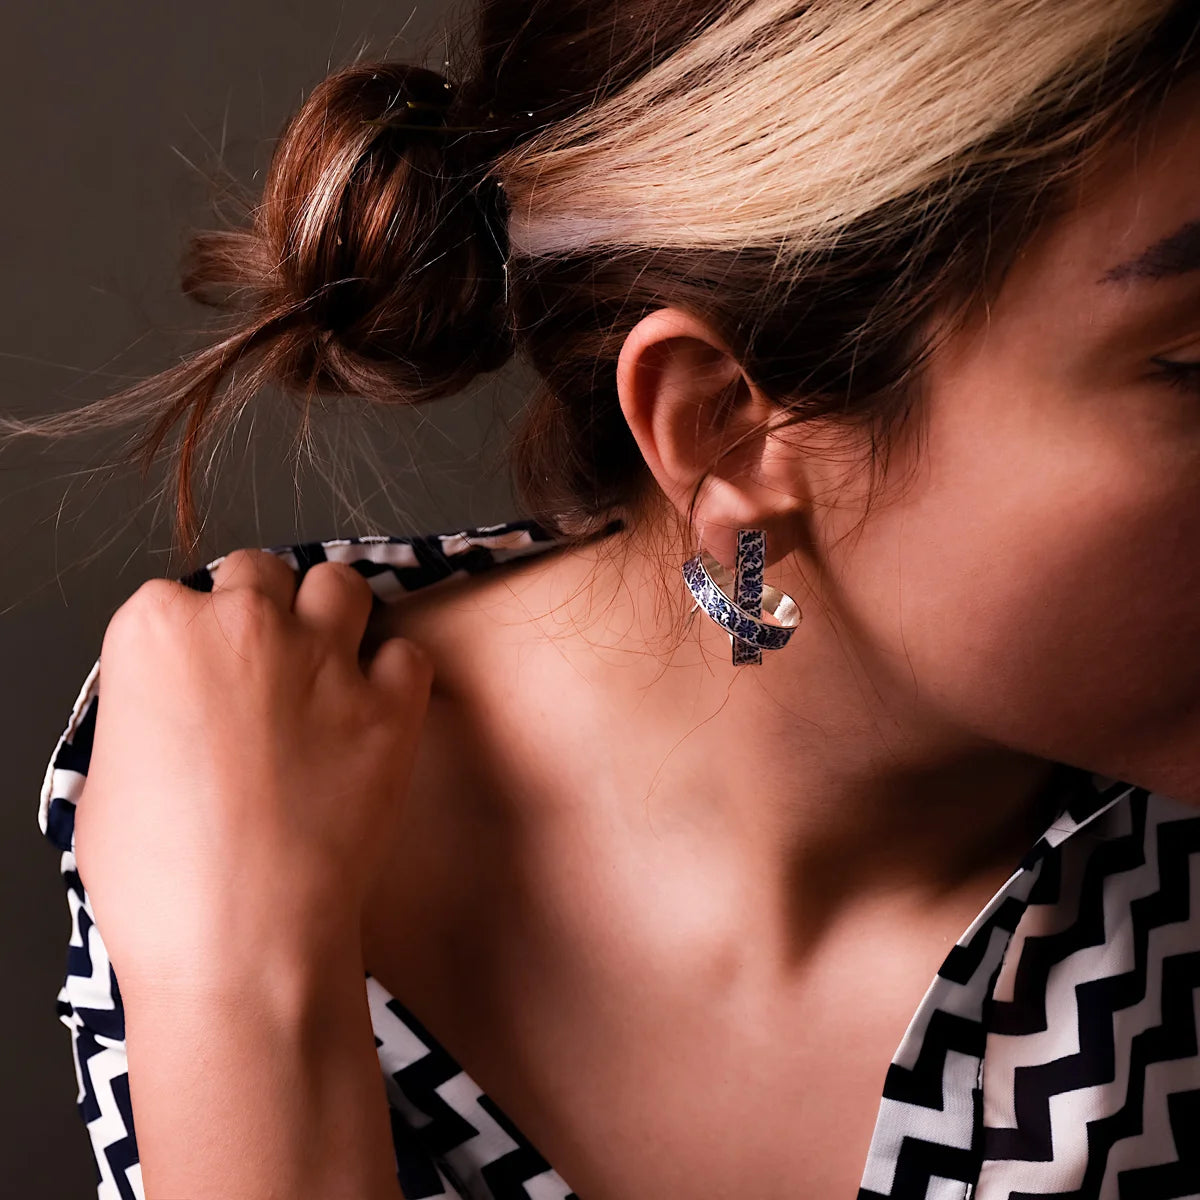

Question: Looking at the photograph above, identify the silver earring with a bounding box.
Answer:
[681,528,802,666]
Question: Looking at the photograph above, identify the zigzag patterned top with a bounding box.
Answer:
[38,516,1200,1200]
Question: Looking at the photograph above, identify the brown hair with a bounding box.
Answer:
[6,0,1200,568]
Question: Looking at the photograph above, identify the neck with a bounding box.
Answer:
[396,517,1065,964]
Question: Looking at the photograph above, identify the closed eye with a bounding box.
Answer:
[1151,356,1200,394]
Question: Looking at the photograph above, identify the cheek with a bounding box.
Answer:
[838,378,1200,801]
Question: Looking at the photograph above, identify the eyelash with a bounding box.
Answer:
[1151,356,1200,395]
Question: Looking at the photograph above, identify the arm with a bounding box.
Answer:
[122,937,404,1200]
[40,654,404,1199]
[68,551,432,1199]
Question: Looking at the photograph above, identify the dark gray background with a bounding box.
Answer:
[1,3,527,1194]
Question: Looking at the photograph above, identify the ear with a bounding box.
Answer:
[616,306,812,571]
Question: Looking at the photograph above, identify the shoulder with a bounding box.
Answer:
[36,517,571,854]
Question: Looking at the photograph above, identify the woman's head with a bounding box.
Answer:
[607,65,1200,811]
[11,1,1198,572]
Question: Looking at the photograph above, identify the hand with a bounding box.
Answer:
[73,548,434,999]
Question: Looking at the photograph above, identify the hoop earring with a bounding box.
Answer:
[682,528,802,666]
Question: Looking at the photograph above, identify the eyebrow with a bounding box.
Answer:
[1100,219,1200,284]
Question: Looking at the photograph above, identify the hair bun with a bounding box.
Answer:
[184,60,515,412]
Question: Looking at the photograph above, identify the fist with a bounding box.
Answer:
[72,548,434,998]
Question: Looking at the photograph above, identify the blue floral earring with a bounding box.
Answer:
[682,528,802,665]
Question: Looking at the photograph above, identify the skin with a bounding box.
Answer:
[79,73,1200,1200]
[352,72,1200,1196]
[371,72,1200,945]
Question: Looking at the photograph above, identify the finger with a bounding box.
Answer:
[291,561,375,660]
[367,636,434,711]
[208,548,299,611]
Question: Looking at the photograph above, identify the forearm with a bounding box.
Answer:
[122,939,403,1200]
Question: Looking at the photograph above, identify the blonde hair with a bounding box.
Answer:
[4,0,1197,565]
[503,0,1172,258]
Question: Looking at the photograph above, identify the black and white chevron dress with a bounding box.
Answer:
[38,517,1200,1200]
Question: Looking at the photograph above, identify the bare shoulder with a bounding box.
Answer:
[362,533,584,683]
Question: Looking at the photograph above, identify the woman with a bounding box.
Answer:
[31,0,1200,1196]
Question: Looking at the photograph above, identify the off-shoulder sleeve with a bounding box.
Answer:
[37,521,576,1199]
[39,654,145,1200]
